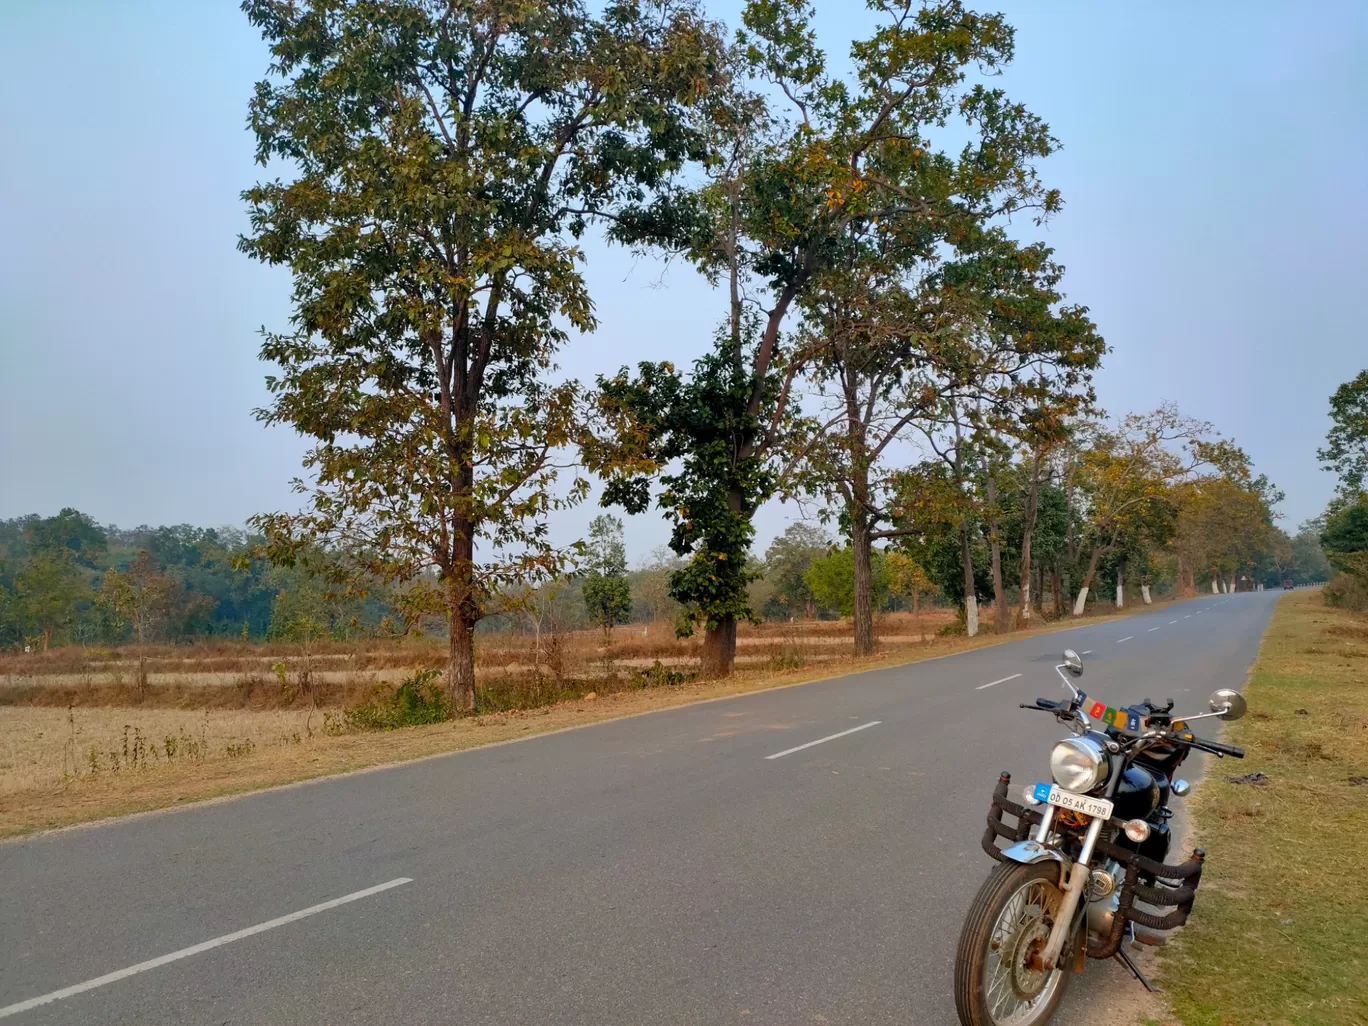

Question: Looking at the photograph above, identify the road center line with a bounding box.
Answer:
[976,673,1023,691]
[766,721,880,760]
[1148,627,1161,632]
[1117,636,1134,643]
[1169,620,1178,624]
[0,878,413,1020]
[1081,650,1093,655]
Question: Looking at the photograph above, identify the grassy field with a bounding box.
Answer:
[0,600,1167,839]
[1158,590,1368,1026]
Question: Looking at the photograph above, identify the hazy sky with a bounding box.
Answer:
[2,1,1364,563]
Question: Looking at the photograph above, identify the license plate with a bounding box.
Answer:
[1033,782,1113,820]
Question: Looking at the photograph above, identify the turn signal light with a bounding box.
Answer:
[1123,819,1151,842]
[1022,786,1042,806]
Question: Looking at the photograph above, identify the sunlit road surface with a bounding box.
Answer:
[0,593,1275,1025]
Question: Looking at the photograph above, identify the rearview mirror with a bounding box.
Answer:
[1062,649,1084,677]
[1209,689,1247,721]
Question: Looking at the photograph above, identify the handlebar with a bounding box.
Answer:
[1018,698,1246,758]
[1177,733,1245,759]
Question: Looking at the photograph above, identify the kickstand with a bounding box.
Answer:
[1114,946,1158,993]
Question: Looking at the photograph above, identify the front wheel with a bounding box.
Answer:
[954,861,1073,1026]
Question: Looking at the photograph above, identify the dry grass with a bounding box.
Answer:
[0,610,967,709]
[0,600,1173,839]
[1158,590,1368,1026]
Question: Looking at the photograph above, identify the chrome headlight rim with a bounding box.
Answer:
[1050,735,1109,793]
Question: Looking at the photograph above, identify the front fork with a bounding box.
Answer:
[1037,810,1107,971]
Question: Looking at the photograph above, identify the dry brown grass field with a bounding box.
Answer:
[0,602,1162,838]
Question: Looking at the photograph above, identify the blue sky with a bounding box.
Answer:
[2,1,1364,562]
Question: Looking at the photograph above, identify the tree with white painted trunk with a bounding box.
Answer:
[1064,405,1244,617]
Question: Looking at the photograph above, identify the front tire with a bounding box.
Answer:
[954,861,1073,1026]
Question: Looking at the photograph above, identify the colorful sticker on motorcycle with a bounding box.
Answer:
[1081,695,1143,734]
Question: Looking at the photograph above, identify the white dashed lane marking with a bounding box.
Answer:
[976,673,1023,691]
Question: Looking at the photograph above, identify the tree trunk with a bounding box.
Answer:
[1141,584,1152,604]
[448,607,476,714]
[960,521,979,638]
[1211,578,1219,594]
[986,473,1008,635]
[1052,566,1064,618]
[1115,555,1125,608]
[1073,547,1103,616]
[1034,561,1045,620]
[850,475,875,657]
[701,615,737,677]
[1019,453,1042,623]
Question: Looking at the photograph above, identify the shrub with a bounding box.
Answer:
[770,644,806,671]
[1323,573,1368,613]
[345,669,452,730]
[629,660,692,688]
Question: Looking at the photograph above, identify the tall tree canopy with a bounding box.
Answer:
[239,0,723,709]
[1319,369,1368,493]
[595,0,1066,673]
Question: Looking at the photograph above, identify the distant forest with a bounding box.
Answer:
[0,503,1332,653]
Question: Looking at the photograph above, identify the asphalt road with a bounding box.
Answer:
[0,592,1278,1025]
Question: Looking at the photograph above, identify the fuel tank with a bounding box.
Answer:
[1111,764,1161,822]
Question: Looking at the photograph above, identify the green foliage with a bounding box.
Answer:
[239,0,723,705]
[803,547,890,617]
[581,515,632,632]
[597,333,776,639]
[1323,572,1368,612]
[582,574,633,635]
[1318,370,1368,493]
[761,523,829,618]
[345,670,452,731]
[1321,497,1368,568]
[1319,497,1368,610]
[628,660,693,688]
[1288,526,1332,583]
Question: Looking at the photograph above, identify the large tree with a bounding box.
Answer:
[595,0,1062,673]
[1318,369,1368,493]
[240,0,721,710]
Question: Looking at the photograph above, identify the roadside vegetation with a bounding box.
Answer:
[1158,590,1368,1026]
[6,598,1183,837]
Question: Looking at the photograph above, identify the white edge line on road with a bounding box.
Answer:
[976,673,1023,691]
[0,878,413,1020]
[1117,636,1134,643]
[766,721,880,760]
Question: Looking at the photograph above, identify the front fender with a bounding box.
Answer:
[1000,839,1070,867]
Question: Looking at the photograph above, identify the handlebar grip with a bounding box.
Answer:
[1184,735,1245,758]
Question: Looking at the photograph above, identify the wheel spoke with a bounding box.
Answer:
[979,874,1067,1026]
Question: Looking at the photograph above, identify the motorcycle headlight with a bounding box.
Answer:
[1050,736,1109,793]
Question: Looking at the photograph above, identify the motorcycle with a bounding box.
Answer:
[953,648,1247,1026]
